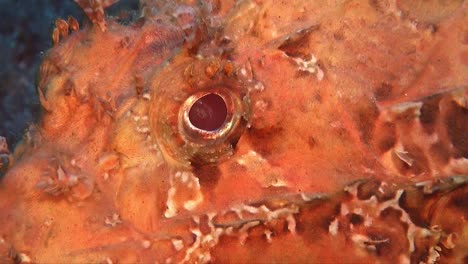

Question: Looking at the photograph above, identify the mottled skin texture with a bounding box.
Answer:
[0,0,467,263]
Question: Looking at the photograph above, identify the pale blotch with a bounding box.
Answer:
[164,171,203,218]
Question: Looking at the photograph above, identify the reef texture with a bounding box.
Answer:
[0,0,467,263]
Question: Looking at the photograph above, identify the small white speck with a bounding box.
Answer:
[142,93,151,100]
[105,257,113,264]
[18,253,32,263]
[264,230,273,243]
[44,218,54,227]
[316,68,324,81]
[142,240,151,249]
[171,239,184,251]
[328,218,339,236]
[240,68,247,76]
[181,172,189,183]
[253,81,265,91]
[105,213,122,227]
[136,126,150,133]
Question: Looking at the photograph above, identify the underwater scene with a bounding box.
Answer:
[0,0,467,263]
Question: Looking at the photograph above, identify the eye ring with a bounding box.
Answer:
[149,58,251,166]
[179,88,242,144]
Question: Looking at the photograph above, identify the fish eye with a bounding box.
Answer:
[150,59,250,166]
[179,87,245,145]
[172,86,249,165]
[188,93,228,132]
[179,89,238,144]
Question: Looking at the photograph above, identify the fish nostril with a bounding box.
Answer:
[188,93,228,131]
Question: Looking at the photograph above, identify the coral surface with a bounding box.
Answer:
[0,0,467,263]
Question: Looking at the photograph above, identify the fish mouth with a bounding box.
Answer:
[185,175,468,228]
[155,175,467,263]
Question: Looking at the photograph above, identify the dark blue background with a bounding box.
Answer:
[0,0,138,149]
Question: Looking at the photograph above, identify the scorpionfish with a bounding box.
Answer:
[0,0,467,263]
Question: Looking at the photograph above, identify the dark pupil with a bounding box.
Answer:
[188,93,228,131]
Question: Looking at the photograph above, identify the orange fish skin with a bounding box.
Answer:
[0,0,467,263]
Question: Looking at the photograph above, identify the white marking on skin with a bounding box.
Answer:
[237,150,267,165]
[43,218,54,227]
[269,28,279,38]
[225,226,234,235]
[183,177,203,211]
[291,54,324,81]
[18,253,32,263]
[104,213,122,227]
[444,158,468,175]
[182,228,202,263]
[316,67,324,81]
[362,166,376,174]
[240,68,247,77]
[340,204,349,216]
[232,207,244,219]
[270,178,288,187]
[165,172,203,218]
[254,100,268,111]
[171,239,184,251]
[399,254,410,264]
[328,218,339,236]
[164,186,178,218]
[142,93,151,100]
[442,233,457,249]
[180,172,189,183]
[352,234,389,251]
[136,126,150,133]
[300,193,327,201]
[286,214,297,234]
[239,221,261,245]
[363,215,373,227]
[253,81,265,91]
[344,183,424,252]
[301,193,313,201]
[265,230,273,243]
[426,246,441,264]
[142,240,151,249]
[149,144,159,150]
[260,205,299,222]
[351,234,370,248]
[184,196,203,211]
[354,208,363,215]
[391,101,422,115]
[241,205,260,214]
[394,148,414,167]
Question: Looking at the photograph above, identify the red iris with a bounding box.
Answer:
[188,93,228,131]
